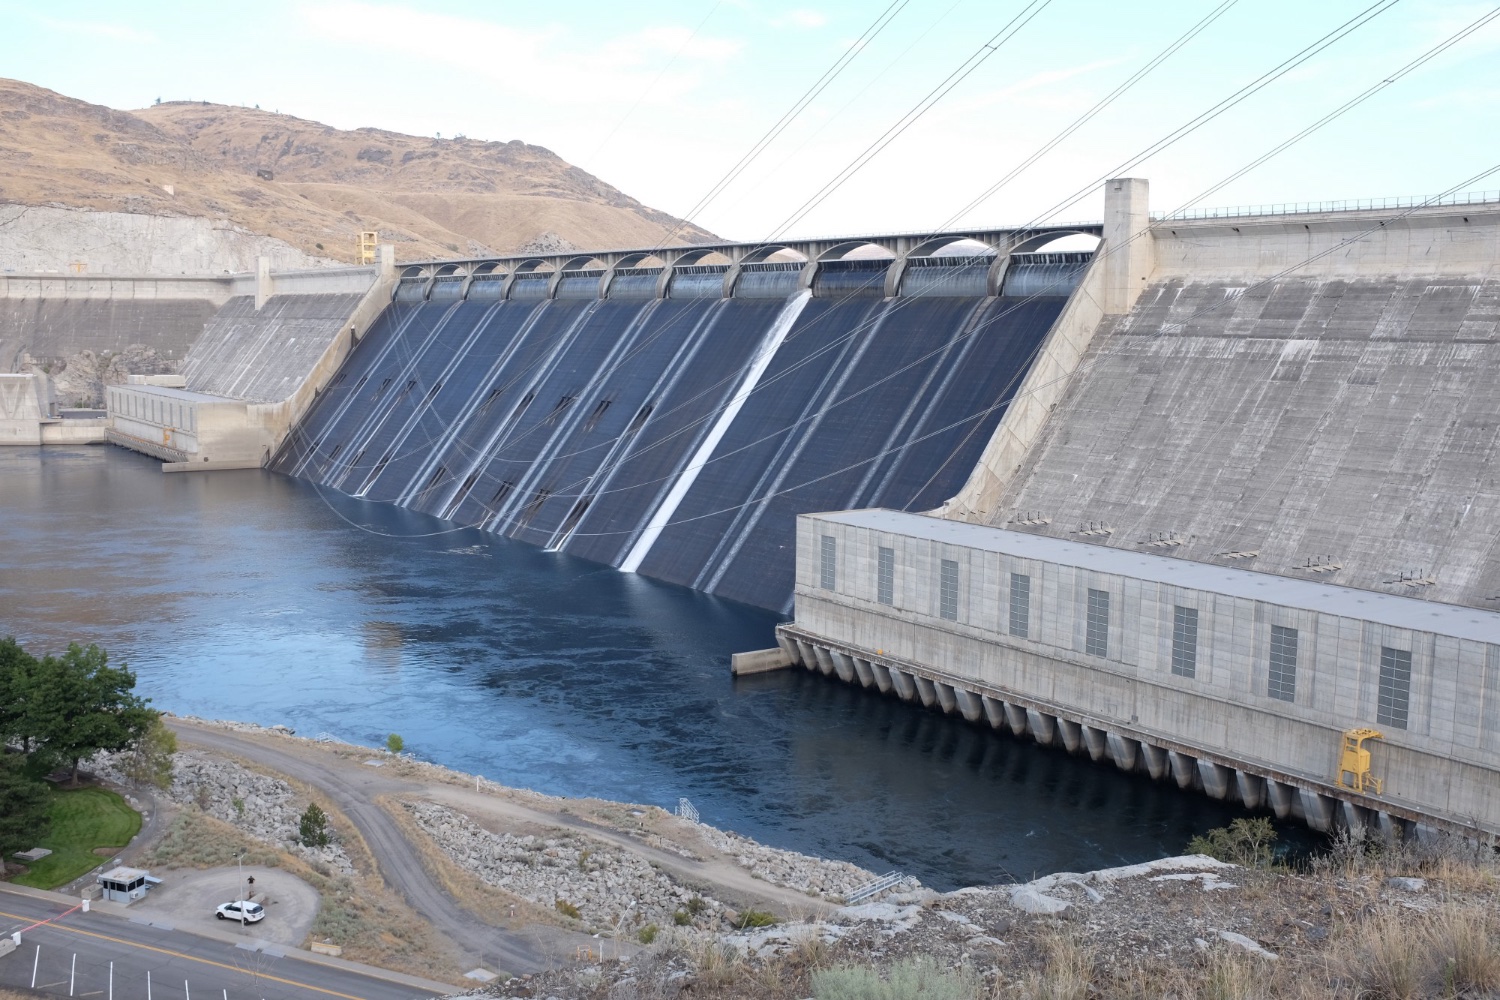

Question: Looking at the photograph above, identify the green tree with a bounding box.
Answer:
[121,716,177,789]
[385,733,404,754]
[299,803,331,848]
[0,752,51,858]
[0,636,56,760]
[35,644,154,784]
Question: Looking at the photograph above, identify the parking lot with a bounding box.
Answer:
[125,866,319,948]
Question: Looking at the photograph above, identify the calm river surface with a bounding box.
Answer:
[0,446,1259,889]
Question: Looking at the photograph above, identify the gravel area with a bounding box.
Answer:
[404,801,729,931]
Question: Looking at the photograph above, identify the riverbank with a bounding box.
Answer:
[93,716,905,980]
[81,717,1500,998]
[479,845,1500,999]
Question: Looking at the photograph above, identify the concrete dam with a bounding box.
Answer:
[9,176,1498,846]
[270,237,1093,612]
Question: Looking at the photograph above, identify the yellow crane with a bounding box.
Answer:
[1336,728,1384,794]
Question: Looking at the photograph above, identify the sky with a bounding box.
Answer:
[2,0,1498,241]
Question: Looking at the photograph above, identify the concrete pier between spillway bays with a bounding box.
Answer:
[780,508,1500,842]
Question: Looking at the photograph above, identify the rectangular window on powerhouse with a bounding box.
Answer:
[1378,646,1412,729]
[1171,606,1199,678]
[1009,573,1030,638]
[1268,625,1298,702]
[939,560,959,621]
[819,535,836,590]
[877,547,894,605]
[1085,589,1109,657]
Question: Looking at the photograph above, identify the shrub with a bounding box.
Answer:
[385,733,404,754]
[812,956,977,1000]
[637,923,658,945]
[299,803,331,848]
[554,899,580,920]
[673,909,691,926]
[735,909,777,929]
[1187,817,1277,867]
[686,895,707,915]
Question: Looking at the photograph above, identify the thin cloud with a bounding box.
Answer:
[298,2,739,107]
[30,13,156,43]
[773,9,830,29]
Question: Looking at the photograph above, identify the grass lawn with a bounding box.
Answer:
[11,786,141,890]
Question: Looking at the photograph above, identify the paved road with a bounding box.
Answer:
[0,889,448,1000]
[170,725,576,976]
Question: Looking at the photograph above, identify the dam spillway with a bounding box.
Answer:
[272,252,1089,611]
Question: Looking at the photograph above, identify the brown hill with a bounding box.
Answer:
[0,78,714,263]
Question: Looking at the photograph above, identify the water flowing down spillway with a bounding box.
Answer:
[272,255,1085,611]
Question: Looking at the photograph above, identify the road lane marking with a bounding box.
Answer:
[0,910,370,1000]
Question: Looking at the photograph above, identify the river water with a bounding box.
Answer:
[0,446,1259,889]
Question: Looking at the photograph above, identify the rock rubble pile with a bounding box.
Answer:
[692,824,888,901]
[404,801,725,930]
[91,747,354,875]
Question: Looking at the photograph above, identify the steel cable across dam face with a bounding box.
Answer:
[283,0,1398,495]
[275,0,1291,486]
[440,160,1500,549]
[285,0,1467,554]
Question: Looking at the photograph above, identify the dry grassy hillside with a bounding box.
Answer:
[0,78,713,263]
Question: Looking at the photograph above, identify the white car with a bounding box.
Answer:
[215,901,265,923]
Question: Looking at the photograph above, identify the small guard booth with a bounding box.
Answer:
[97,866,158,904]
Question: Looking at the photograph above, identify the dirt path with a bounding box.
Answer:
[170,722,583,975]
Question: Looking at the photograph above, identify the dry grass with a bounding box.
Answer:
[144,809,283,870]
[1309,827,1500,886]
[1335,902,1500,999]
[1006,932,1095,1000]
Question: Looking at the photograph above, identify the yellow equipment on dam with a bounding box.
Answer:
[1337,729,1384,796]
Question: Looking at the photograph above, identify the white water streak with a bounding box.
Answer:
[619,290,812,573]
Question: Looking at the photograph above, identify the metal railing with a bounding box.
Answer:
[1156,190,1500,222]
[676,797,700,823]
[845,871,908,904]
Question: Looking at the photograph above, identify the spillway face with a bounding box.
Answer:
[273,256,1078,611]
[181,293,366,403]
